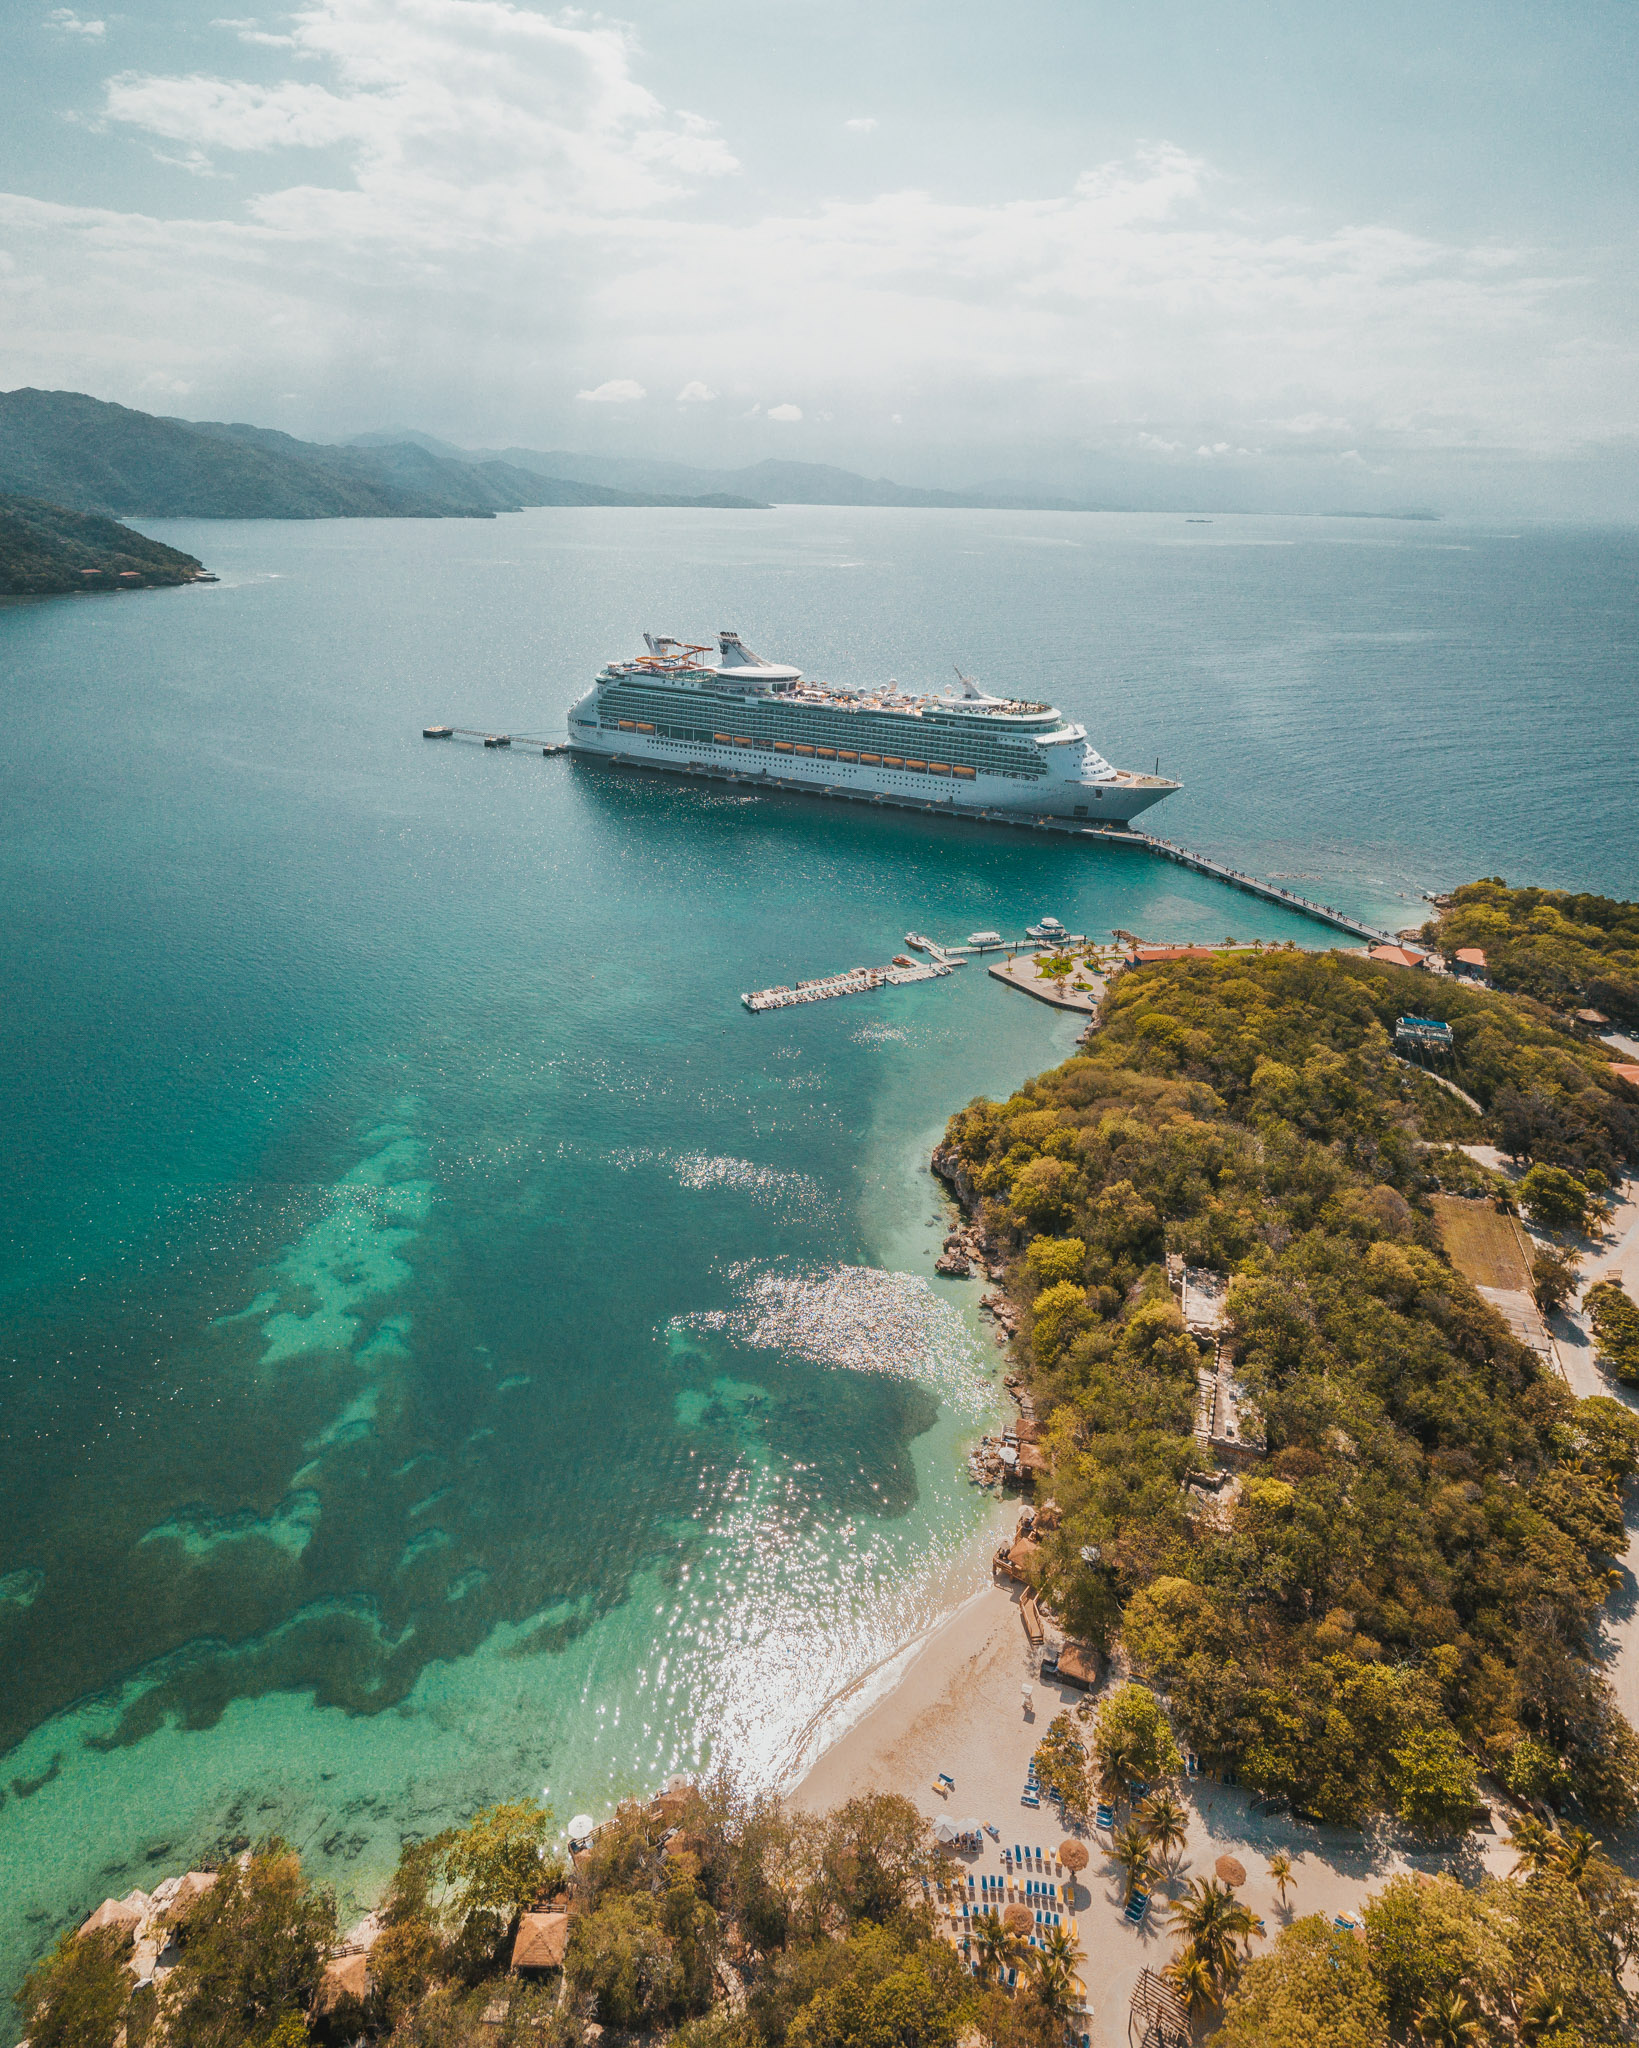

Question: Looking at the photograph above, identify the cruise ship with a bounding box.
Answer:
[567,633,1179,824]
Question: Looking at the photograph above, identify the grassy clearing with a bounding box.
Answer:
[1430,1195,1534,1293]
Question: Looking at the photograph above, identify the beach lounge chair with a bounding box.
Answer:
[1124,1892,1150,1927]
[1334,1915,1357,1932]
[1095,1803,1114,1830]
[1020,1792,1040,1808]
[985,1824,1000,1839]
[938,1772,955,1790]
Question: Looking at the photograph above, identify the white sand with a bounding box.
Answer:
[790,1560,1517,2044]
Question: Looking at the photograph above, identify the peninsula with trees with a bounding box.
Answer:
[14,891,1639,2048]
[0,491,206,596]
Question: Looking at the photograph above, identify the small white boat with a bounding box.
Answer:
[905,933,928,950]
[1025,917,1067,942]
[967,930,1003,948]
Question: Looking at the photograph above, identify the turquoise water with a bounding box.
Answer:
[1,508,1633,1982]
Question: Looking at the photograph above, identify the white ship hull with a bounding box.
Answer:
[566,720,1173,823]
[566,631,1179,826]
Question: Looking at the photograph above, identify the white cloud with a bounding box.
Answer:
[46,8,105,35]
[766,402,802,422]
[210,19,300,48]
[1,2,1631,484]
[843,117,877,133]
[101,0,738,215]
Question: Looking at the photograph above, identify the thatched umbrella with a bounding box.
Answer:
[1058,1841,1089,1873]
[1003,1904,1033,1936]
[1215,1855,1248,1888]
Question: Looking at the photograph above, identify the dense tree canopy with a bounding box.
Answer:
[940,948,1639,1826]
[1422,880,1639,1029]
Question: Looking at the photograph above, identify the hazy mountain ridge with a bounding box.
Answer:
[0,491,205,595]
[348,431,1089,508]
[0,392,769,518]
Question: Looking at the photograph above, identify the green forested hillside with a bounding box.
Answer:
[941,947,1639,1827]
[0,491,203,594]
[0,389,768,519]
[1423,879,1639,1027]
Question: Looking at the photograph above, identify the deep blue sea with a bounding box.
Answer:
[1,508,1634,1983]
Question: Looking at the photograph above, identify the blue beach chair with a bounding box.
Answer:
[1095,1803,1114,1830]
[1124,1891,1150,1927]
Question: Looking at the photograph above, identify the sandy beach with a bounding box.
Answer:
[790,1530,1519,2044]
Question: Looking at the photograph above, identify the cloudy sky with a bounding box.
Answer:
[4,0,1636,509]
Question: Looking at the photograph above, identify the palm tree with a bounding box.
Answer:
[1267,1848,1293,1909]
[1516,1975,1568,2045]
[1166,1877,1257,2002]
[1109,1820,1156,1905]
[1025,1929,1084,2023]
[1504,1816,1559,1879]
[1136,1790,1189,1872]
[1094,1729,1141,1807]
[970,1911,1023,1989]
[1411,1987,1484,2046]
[1163,1948,1216,2018]
[1554,1826,1600,1891]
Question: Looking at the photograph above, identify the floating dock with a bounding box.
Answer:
[742,956,958,1013]
[424,725,568,755]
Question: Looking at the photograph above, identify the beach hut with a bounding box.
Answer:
[1053,1643,1099,1690]
[510,1911,570,1975]
[1215,1856,1247,1888]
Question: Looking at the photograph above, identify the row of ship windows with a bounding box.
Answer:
[598,712,1036,774]
[598,697,1040,772]
[602,720,1052,779]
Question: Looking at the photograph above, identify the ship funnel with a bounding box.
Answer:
[717,631,768,668]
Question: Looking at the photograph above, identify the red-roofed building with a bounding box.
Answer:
[1611,1065,1639,1090]
[1369,945,1424,969]
[1453,947,1487,978]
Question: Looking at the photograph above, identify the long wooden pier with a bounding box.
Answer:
[426,732,1399,949]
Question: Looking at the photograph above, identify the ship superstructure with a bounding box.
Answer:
[566,633,1178,823]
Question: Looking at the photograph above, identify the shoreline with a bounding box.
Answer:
[778,1502,1015,1799]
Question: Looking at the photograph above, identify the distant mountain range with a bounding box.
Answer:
[0,390,1441,525]
[0,491,205,595]
[0,391,770,519]
[348,430,1088,510]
